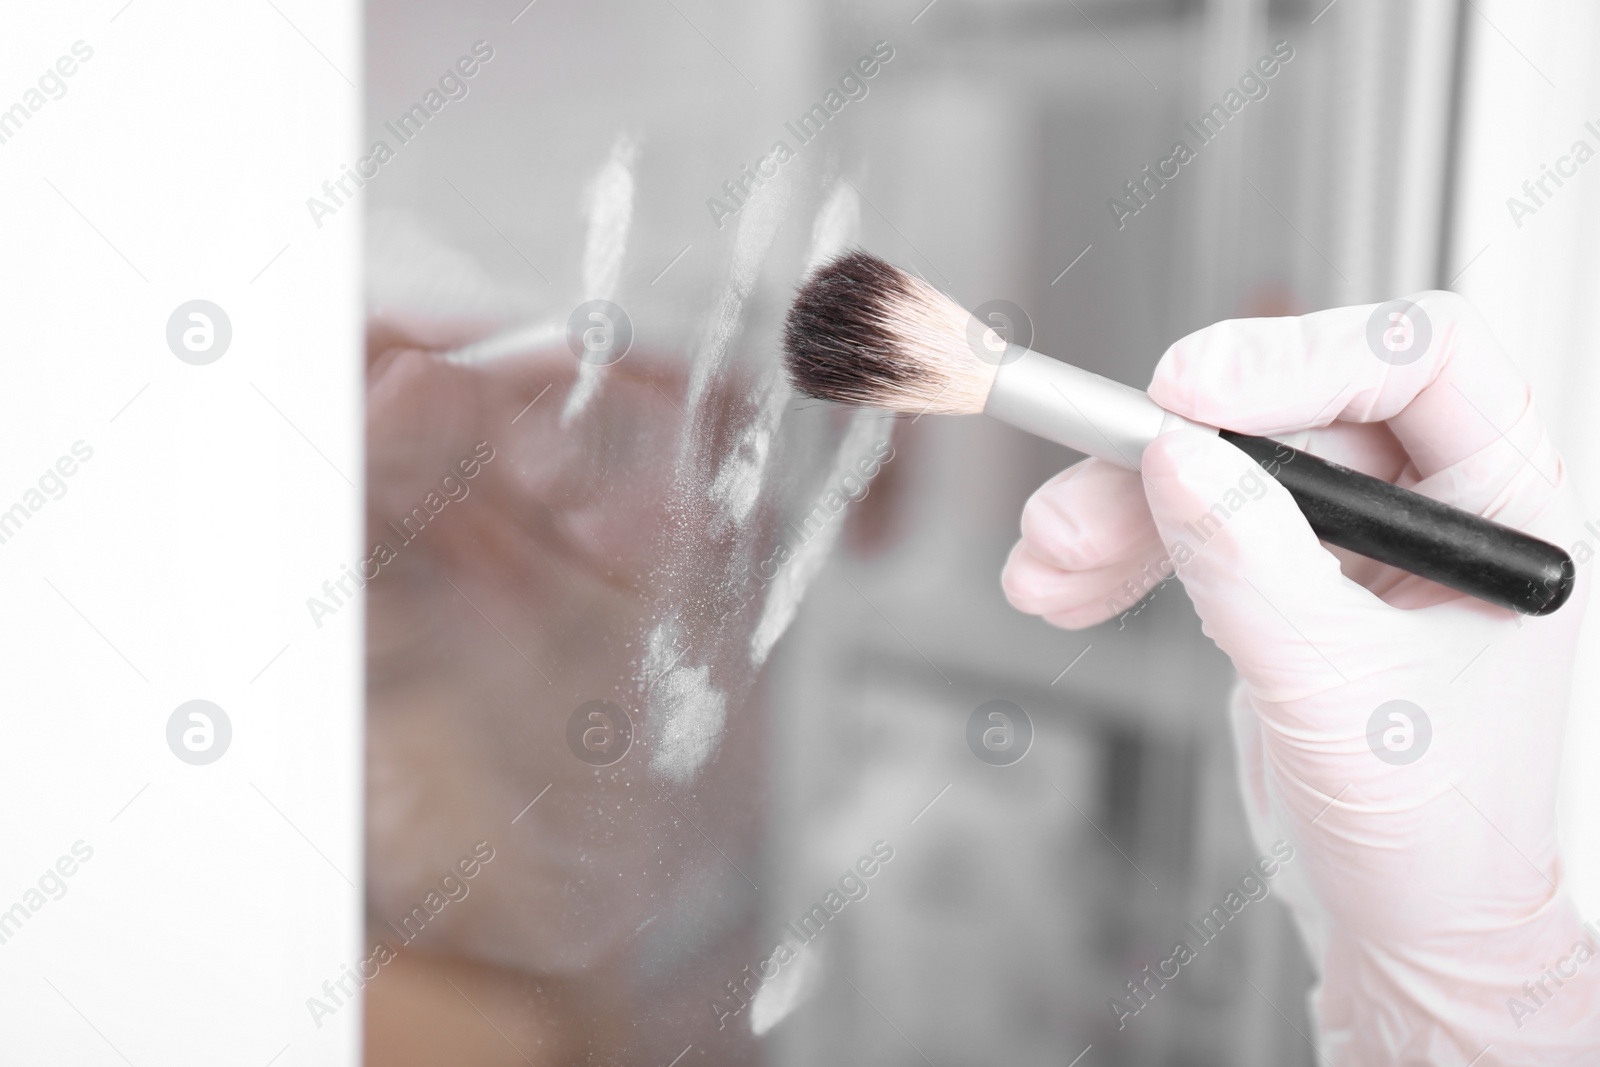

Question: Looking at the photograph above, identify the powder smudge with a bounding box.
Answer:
[563,131,638,426]
[749,410,886,667]
[710,365,788,531]
[750,939,822,1036]
[650,663,728,784]
[640,173,862,782]
[642,616,729,784]
[637,175,790,788]
[442,318,565,365]
[801,179,861,275]
[709,179,858,540]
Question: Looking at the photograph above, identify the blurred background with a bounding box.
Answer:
[360,1,1600,1064]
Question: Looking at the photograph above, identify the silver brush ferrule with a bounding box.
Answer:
[983,348,1214,470]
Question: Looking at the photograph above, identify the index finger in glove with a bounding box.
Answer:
[1148,292,1561,517]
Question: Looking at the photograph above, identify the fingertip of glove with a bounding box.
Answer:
[1147,325,1227,421]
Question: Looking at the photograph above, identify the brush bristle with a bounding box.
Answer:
[781,251,999,416]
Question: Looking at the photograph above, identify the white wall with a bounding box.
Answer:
[0,2,363,1063]
[1449,0,1600,917]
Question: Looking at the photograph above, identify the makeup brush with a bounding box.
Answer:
[781,251,1575,616]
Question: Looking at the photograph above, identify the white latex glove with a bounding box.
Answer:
[1003,291,1600,1063]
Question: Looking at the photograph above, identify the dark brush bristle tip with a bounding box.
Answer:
[782,250,916,406]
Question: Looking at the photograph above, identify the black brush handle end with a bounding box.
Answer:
[1219,431,1575,616]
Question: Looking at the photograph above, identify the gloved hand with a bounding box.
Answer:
[1002,291,1600,1064]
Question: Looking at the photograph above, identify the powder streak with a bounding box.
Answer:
[750,939,822,1035]
[710,365,788,531]
[749,411,886,666]
[563,132,638,426]
[641,175,867,782]
[681,169,791,434]
[709,179,860,535]
[802,179,861,275]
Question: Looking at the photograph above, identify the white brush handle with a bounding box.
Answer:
[984,348,1212,470]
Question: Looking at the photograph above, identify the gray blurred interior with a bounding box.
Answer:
[364,0,1461,1063]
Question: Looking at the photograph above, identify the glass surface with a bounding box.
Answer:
[360,2,1428,1063]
